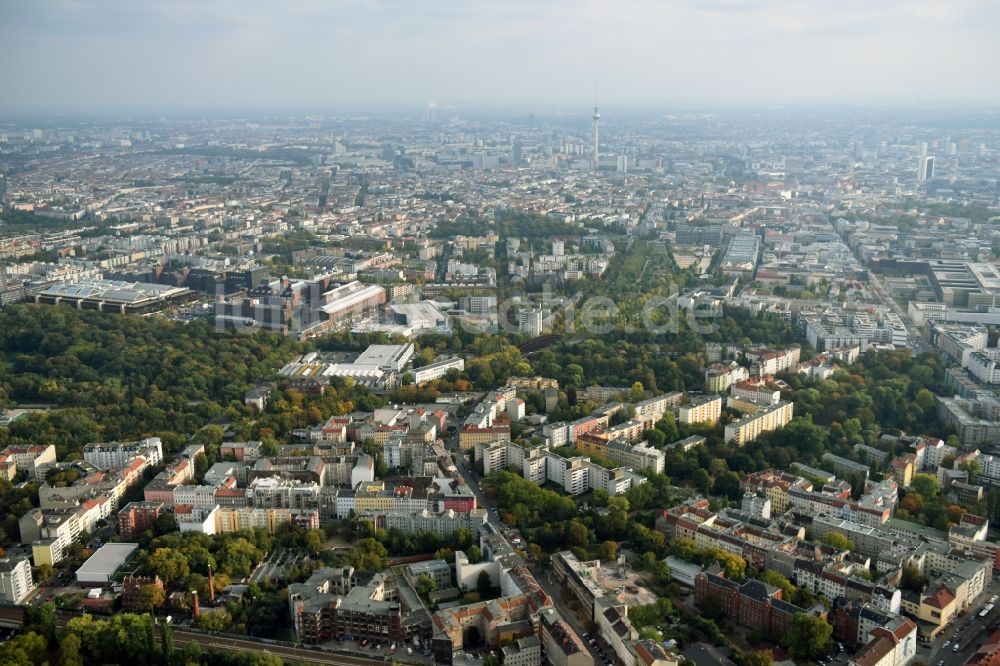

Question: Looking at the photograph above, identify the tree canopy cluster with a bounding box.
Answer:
[8,602,294,666]
[0,305,304,459]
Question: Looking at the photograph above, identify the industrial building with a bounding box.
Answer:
[34,279,193,313]
[75,543,139,586]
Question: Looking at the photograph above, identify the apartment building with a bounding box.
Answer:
[290,568,411,644]
[730,378,782,406]
[475,440,644,496]
[705,362,750,393]
[745,347,801,376]
[459,425,511,450]
[0,557,35,603]
[83,437,163,470]
[117,501,165,540]
[502,636,543,666]
[382,508,488,537]
[693,571,818,637]
[742,469,813,514]
[431,592,548,662]
[213,506,320,534]
[0,444,56,482]
[822,453,872,483]
[632,392,683,426]
[811,515,894,560]
[724,401,794,445]
[20,501,103,566]
[413,357,465,384]
[538,607,594,666]
[605,440,665,474]
[678,396,722,425]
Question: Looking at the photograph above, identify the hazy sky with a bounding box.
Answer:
[2,0,998,114]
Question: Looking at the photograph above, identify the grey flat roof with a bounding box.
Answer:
[75,543,139,578]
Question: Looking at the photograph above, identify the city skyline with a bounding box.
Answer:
[1,0,999,114]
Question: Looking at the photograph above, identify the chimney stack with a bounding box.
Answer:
[191,590,200,618]
[208,564,216,602]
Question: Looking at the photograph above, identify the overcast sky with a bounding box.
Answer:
[1,0,998,114]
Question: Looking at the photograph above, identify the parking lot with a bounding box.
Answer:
[249,548,306,584]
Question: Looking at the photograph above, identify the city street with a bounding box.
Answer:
[532,564,613,666]
[445,431,503,526]
[446,431,611,665]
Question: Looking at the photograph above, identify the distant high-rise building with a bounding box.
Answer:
[918,155,935,182]
[592,90,600,170]
[512,138,523,165]
[519,308,543,337]
[473,151,497,170]
[617,155,628,173]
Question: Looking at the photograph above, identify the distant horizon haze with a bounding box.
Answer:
[1,0,998,114]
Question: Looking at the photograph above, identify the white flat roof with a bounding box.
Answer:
[75,542,139,579]
[355,344,411,367]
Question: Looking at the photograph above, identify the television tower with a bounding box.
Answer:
[592,85,601,171]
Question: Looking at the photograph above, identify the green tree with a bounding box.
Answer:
[193,453,209,483]
[692,469,712,495]
[160,623,173,666]
[0,631,47,666]
[416,574,437,596]
[656,413,680,443]
[304,529,324,556]
[567,519,590,549]
[760,570,796,598]
[36,564,54,584]
[645,429,666,448]
[784,613,832,661]
[59,632,84,666]
[23,602,57,646]
[900,564,928,593]
[147,547,190,584]
[193,425,225,452]
[564,364,585,388]
[596,540,618,562]
[911,473,940,498]
[193,608,231,632]
[714,550,746,580]
[135,583,166,612]
[153,513,177,536]
[960,460,982,482]
[915,388,936,411]
[712,471,742,500]
[823,532,855,551]
[740,650,773,666]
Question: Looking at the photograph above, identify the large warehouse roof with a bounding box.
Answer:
[75,543,139,580]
